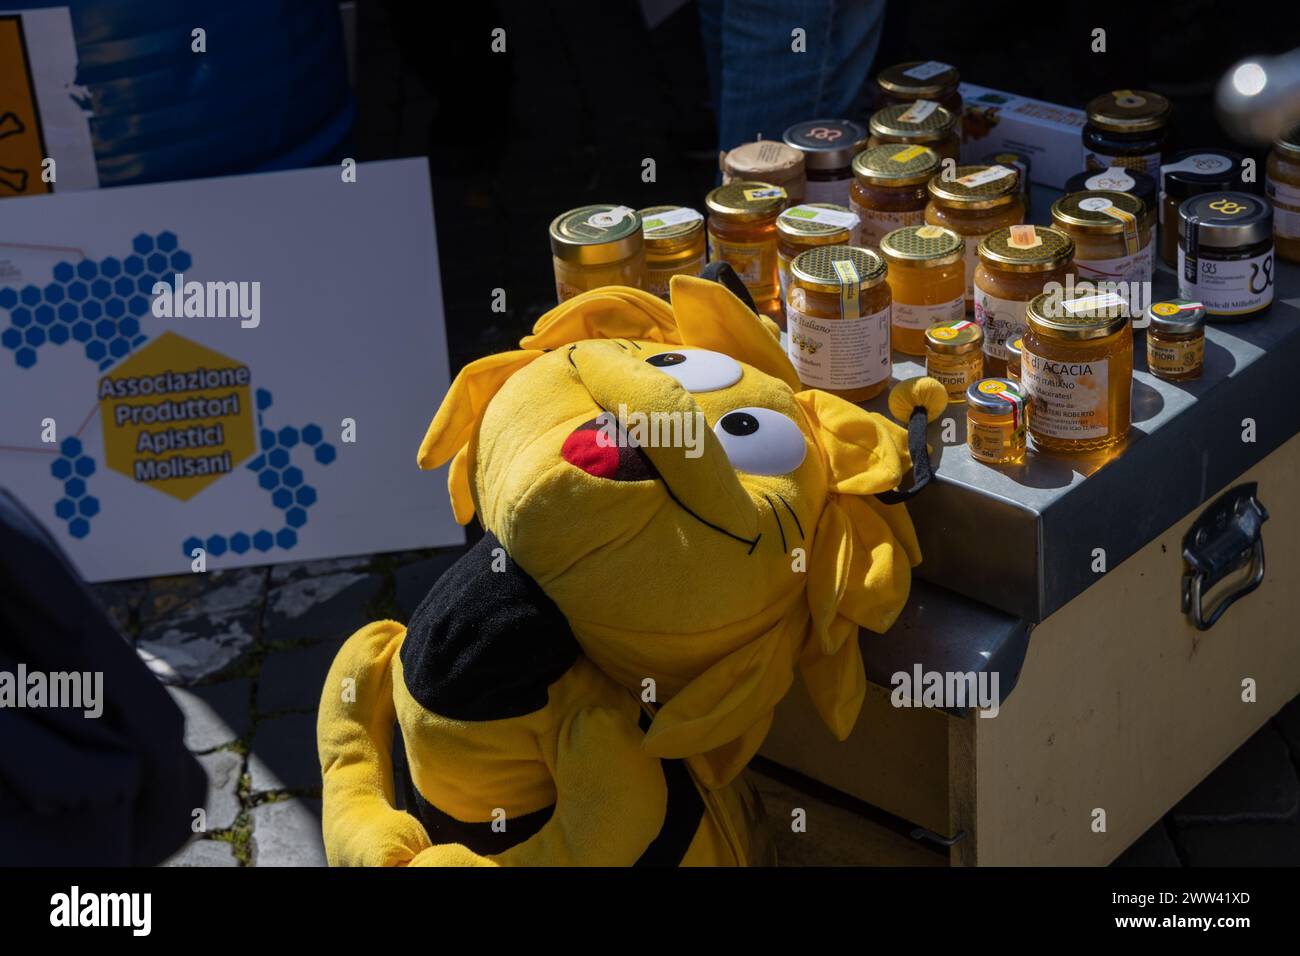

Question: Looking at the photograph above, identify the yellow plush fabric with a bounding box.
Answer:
[888,376,949,425]
[319,275,922,865]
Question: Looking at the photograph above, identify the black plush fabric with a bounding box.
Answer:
[0,488,206,866]
[401,530,581,721]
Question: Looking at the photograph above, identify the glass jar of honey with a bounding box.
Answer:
[1177,192,1274,320]
[722,139,807,205]
[868,102,961,164]
[874,61,962,115]
[1266,127,1300,264]
[549,204,645,303]
[925,165,1026,312]
[1005,335,1024,384]
[782,119,868,206]
[1050,190,1152,297]
[638,206,707,300]
[1022,290,1133,456]
[1065,167,1157,224]
[973,225,1074,377]
[776,204,859,306]
[966,379,1027,465]
[1082,89,1171,178]
[786,245,892,402]
[1146,299,1206,382]
[849,144,940,250]
[706,181,787,317]
[880,224,965,355]
[982,150,1032,209]
[925,319,983,403]
[1159,150,1244,267]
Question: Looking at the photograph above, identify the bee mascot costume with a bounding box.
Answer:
[318,269,940,866]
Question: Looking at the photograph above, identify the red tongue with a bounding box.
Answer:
[561,427,620,478]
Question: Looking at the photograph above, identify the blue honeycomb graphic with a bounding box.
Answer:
[182,387,337,558]
[0,232,189,372]
[49,437,99,539]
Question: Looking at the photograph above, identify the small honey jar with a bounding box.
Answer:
[777,203,860,305]
[925,164,1026,312]
[705,181,788,318]
[782,119,869,207]
[926,319,984,403]
[868,101,961,164]
[875,61,962,115]
[1005,335,1024,384]
[966,378,1027,464]
[722,139,807,205]
[549,204,645,303]
[639,205,707,300]
[1146,299,1206,381]
[880,224,965,355]
[786,245,892,402]
[1082,89,1172,178]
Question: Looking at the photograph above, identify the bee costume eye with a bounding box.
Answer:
[714,407,806,475]
[644,348,741,392]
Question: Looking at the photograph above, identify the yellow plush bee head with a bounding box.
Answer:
[418,276,920,787]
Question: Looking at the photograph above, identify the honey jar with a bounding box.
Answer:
[973,225,1074,376]
[1177,192,1274,319]
[849,144,941,251]
[1005,336,1024,384]
[1022,290,1133,456]
[705,181,787,317]
[1159,150,1245,267]
[549,204,645,303]
[786,245,892,402]
[925,319,983,403]
[982,150,1032,208]
[1146,299,1206,382]
[639,206,707,300]
[925,164,1026,312]
[966,378,1027,465]
[776,203,859,306]
[722,139,807,205]
[880,224,965,356]
[1050,190,1152,301]
[868,102,961,164]
[1266,127,1300,264]
[1082,89,1171,178]
[1065,167,1157,224]
[782,119,868,206]
[874,61,962,115]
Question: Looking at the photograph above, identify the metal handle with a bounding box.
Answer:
[1180,483,1269,631]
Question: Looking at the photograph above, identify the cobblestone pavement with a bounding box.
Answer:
[89,547,1300,867]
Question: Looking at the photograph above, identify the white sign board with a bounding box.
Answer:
[0,158,464,581]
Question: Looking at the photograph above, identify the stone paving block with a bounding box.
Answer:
[1275,695,1300,764]
[269,556,373,585]
[136,569,266,685]
[199,750,243,832]
[162,838,239,867]
[1177,822,1300,866]
[1172,725,1300,824]
[167,679,251,752]
[250,798,327,867]
[89,578,149,638]
[257,639,346,714]
[1111,820,1181,867]
[395,551,463,619]
[248,712,321,795]
[263,571,381,645]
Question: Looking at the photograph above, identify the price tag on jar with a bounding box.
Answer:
[902,61,951,81]
[898,99,940,124]
[956,165,1015,189]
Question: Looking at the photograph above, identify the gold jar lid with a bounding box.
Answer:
[722,139,806,186]
[927,164,1021,210]
[1027,289,1130,340]
[705,181,787,223]
[852,143,941,187]
[1274,126,1300,161]
[880,224,964,268]
[977,225,1074,273]
[1051,190,1147,236]
[790,244,886,294]
[549,204,644,265]
[777,203,858,240]
[1085,89,1171,133]
[926,318,983,355]
[876,61,961,100]
[869,102,957,142]
[639,205,705,252]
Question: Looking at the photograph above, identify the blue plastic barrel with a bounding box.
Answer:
[2,0,353,186]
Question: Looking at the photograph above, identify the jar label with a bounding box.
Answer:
[645,253,706,298]
[1083,167,1136,192]
[782,205,861,230]
[973,287,1030,360]
[643,207,703,233]
[1074,244,1152,287]
[1177,246,1274,315]
[1084,149,1161,179]
[927,357,980,397]
[894,295,964,330]
[968,418,1024,462]
[708,236,774,291]
[804,176,854,207]
[786,306,891,390]
[1021,353,1110,440]
[962,232,992,301]
[902,60,951,81]
[855,206,926,249]
[956,165,1014,188]
[898,99,940,123]
[1148,335,1204,377]
[1266,176,1300,238]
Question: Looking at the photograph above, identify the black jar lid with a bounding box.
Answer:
[782,119,868,171]
[1065,168,1156,213]
[1177,192,1272,249]
[1163,149,1245,200]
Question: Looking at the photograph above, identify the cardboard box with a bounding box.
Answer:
[959,83,1086,190]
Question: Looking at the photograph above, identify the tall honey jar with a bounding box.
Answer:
[549,204,645,303]
[925,164,1026,312]
[782,119,868,206]
[868,102,961,164]
[880,224,965,356]
[1159,150,1244,267]
[639,206,707,300]
[1082,89,1171,177]
[849,144,940,251]
[874,61,962,115]
[1021,289,1133,457]
[1266,127,1300,264]
[705,181,787,318]
[974,225,1074,377]
[786,245,892,402]
[1050,190,1153,303]
[776,203,859,306]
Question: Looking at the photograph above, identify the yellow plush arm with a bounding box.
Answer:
[409,706,668,866]
[317,622,433,866]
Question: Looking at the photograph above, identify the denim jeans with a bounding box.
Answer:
[699,0,887,153]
